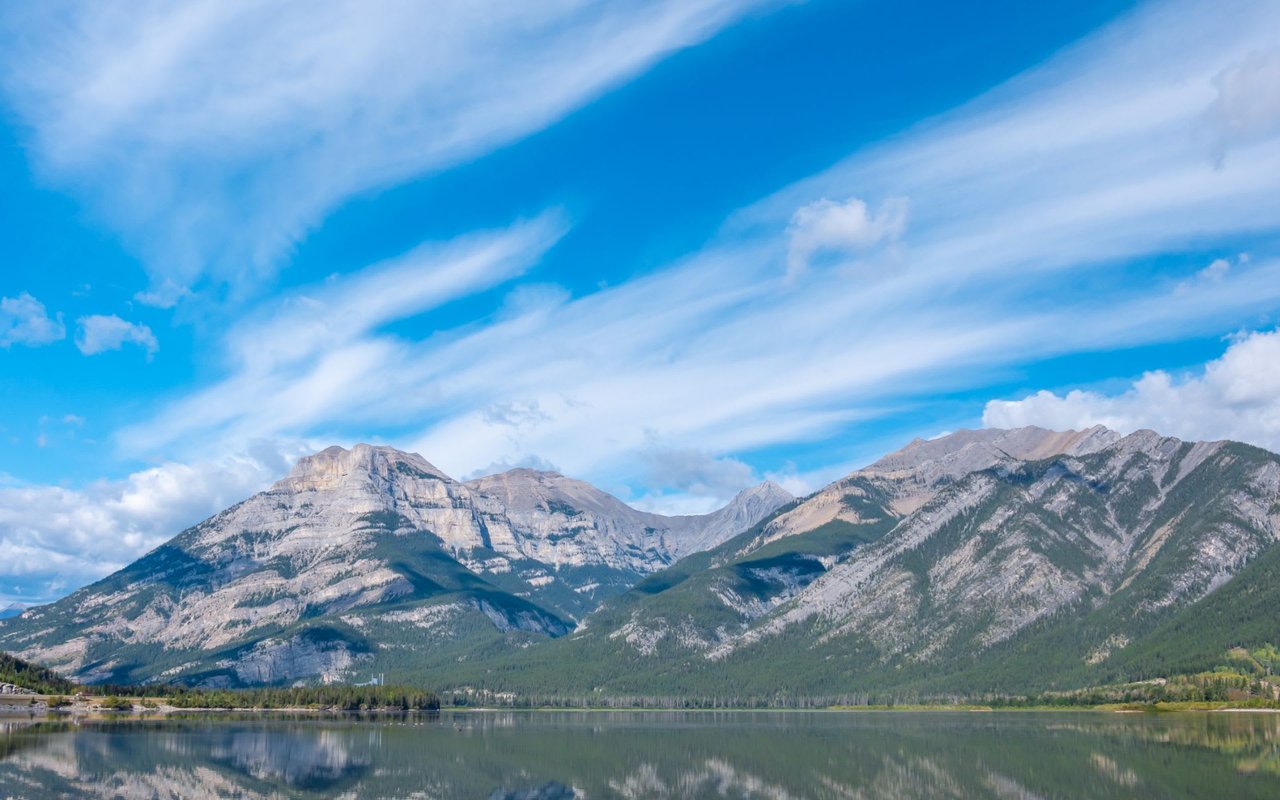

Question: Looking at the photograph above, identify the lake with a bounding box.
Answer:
[2,710,1278,798]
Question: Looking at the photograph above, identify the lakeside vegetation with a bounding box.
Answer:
[5,646,1280,714]
[173,685,437,710]
[2,653,438,711]
[0,653,77,695]
[102,685,441,711]
[439,644,1280,711]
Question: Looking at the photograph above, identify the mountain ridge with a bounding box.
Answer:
[433,426,1280,698]
[4,426,1278,699]
[0,443,791,686]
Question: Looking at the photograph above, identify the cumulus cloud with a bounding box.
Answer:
[75,314,159,357]
[983,329,1280,452]
[0,292,65,348]
[0,442,305,602]
[0,0,772,290]
[785,196,907,277]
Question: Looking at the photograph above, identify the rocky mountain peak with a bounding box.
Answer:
[465,468,634,518]
[278,443,451,492]
[725,480,794,511]
[741,479,789,496]
[1112,428,1185,455]
[665,480,797,557]
[759,425,1125,542]
[866,425,1120,480]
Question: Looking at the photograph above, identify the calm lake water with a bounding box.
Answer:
[2,710,1279,798]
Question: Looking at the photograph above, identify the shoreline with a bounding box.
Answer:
[0,695,441,718]
[5,696,1280,719]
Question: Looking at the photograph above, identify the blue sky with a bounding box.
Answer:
[2,0,1280,604]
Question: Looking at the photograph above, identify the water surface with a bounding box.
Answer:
[2,710,1278,798]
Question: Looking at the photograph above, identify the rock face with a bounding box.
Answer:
[532,427,1280,696]
[0,444,790,686]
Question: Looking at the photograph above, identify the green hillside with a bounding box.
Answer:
[0,652,77,695]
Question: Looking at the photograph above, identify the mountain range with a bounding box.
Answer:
[2,425,1278,699]
[0,444,790,686]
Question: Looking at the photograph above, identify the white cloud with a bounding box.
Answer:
[75,314,159,357]
[462,454,562,481]
[0,0,773,291]
[627,491,727,517]
[482,400,553,428]
[785,196,907,277]
[0,292,65,348]
[133,279,191,309]
[1198,257,1232,282]
[639,446,757,501]
[741,3,1280,286]
[1176,253,1247,292]
[983,329,1280,452]
[0,441,307,602]
[1205,47,1280,159]
[118,214,566,454]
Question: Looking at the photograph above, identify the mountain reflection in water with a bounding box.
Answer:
[2,711,1280,798]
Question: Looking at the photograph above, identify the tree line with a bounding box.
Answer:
[102,684,441,711]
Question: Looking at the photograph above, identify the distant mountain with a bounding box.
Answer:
[0,603,28,620]
[453,426,1280,698]
[0,444,790,687]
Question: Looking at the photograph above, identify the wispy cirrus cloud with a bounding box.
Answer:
[113,0,1280,507]
[0,0,774,294]
[118,213,568,453]
[737,1,1280,281]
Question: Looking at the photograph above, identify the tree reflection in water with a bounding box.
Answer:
[1,711,1279,798]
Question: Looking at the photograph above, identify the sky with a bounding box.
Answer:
[2,0,1279,605]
